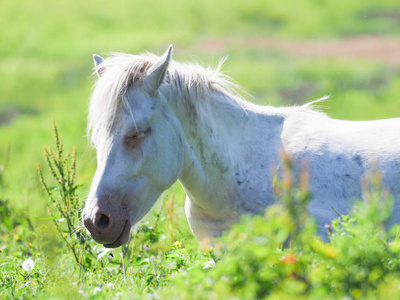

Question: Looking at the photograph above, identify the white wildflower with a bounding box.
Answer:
[166,261,177,270]
[22,258,35,272]
[106,283,114,289]
[97,247,112,259]
[78,288,85,296]
[116,292,123,297]
[203,259,216,270]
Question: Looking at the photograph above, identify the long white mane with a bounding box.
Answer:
[87,52,244,144]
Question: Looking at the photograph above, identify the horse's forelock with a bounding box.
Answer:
[87,54,157,144]
[87,52,245,145]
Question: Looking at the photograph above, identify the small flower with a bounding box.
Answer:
[325,224,333,235]
[352,289,363,299]
[93,286,102,294]
[280,254,297,265]
[203,259,216,270]
[22,258,35,271]
[77,288,85,296]
[166,261,177,270]
[173,241,182,248]
[97,247,112,259]
[106,283,114,289]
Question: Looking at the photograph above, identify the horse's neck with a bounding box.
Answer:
[174,90,284,232]
[178,91,247,190]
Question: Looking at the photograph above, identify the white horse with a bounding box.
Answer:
[82,45,400,248]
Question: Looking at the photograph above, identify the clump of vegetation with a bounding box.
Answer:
[37,120,90,269]
[0,145,43,298]
[159,162,400,300]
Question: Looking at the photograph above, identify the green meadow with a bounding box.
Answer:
[1,0,400,298]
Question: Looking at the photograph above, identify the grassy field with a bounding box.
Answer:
[1,0,400,298]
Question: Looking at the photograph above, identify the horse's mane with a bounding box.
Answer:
[88,52,245,144]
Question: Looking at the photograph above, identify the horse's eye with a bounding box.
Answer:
[124,128,150,145]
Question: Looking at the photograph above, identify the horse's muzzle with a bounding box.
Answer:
[82,208,131,248]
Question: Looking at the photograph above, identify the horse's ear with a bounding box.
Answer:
[144,45,173,95]
[93,54,105,77]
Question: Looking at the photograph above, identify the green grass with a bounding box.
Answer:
[1,0,400,298]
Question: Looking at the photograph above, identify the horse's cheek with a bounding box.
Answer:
[147,133,183,189]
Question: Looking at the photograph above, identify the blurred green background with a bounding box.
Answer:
[1,0,400,220]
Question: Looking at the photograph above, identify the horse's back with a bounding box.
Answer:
[280,111,400,233]
[281,111,400,155]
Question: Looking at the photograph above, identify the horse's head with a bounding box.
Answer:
[82,46,185,248]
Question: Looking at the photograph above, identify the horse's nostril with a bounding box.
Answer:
[83,217,93,234]
[95,213,111,231]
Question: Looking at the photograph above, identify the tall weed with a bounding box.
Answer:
[37,120,96,270]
